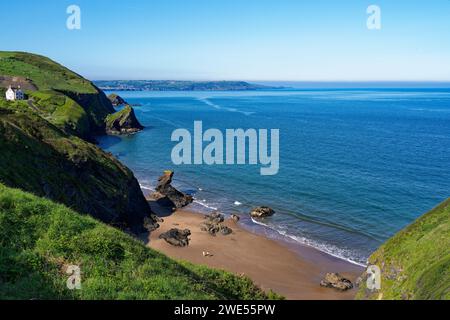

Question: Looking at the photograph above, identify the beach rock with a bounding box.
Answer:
[154,171,193,209]
[220,226,233,235]
[320,273,354,291]
[200,212,232,236]
[108,93,128,106]
[250,206,275,218]
[159,228,191,247]
[205,211,225,224]
[143,216,160,232]
[230,214,240,223]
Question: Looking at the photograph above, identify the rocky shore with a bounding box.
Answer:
[147,207,363,300]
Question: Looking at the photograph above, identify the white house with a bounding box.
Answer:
[5,86,24,101]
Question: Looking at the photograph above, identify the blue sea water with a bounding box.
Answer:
[98,88,450,266]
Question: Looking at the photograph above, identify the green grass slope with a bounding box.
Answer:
[356,199,450,300]
[0,183,279,300]
[0,51,114,137]
[0,51,95,93]
[0,102,153,231]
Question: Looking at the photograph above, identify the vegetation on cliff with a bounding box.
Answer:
[105,105,144,134]
[0,51,114,138]
[0,184,279,300]
[0,103,154,231]
[356,198,450,300]
[0,51,154,231]
[0,51,281,299]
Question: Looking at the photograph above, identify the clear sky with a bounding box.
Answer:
[1,0,449,81]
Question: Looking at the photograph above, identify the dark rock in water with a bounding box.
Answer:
[230,214,240,223]
[320,273,354,291]
[105,105,144,135]
[153,171,193,209]
[250,206,275,218]
[159,228,191,247]
[200,212,232,236]
[108,93,128,106]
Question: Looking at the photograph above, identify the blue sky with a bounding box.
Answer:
[1,0,449,81]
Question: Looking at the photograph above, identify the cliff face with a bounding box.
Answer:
[0,110,154,232]
[59,86,115,136]
[356,199,450,300]
[0,51,156,232]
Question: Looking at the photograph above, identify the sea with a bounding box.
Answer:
[98,85,450,266]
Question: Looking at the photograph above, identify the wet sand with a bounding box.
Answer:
[146,204,364,300]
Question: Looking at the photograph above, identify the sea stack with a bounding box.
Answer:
[152,171,193,209]
[105,105,144,135]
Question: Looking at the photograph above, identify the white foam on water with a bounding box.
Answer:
[250,218,367,267]
[234,201,242,206]
[193,199,218,211]
[198,97,255,116]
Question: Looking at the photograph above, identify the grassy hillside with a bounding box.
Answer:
[356,198,450,300]
[0,51,95,93]
[0,51,114,137]
[0,101,153,231]
[0,183,279,300]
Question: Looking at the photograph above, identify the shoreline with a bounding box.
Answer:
[146,202,364,300]
[140,183,367,267]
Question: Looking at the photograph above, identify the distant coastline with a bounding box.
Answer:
[94,80,281,91]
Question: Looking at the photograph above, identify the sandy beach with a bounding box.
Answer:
[146,203,364,300]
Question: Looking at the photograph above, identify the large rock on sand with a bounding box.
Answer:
[320,273,354,291]
[200,212,233,236]
[153,171,193,209]
[250,206,275,218]
[159,228,191,247]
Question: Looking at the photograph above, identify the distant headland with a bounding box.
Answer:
[94,80,280,91]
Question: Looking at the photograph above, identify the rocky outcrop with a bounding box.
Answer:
[250,206,275,218]
[159,228,191,247]
[200,212,233,236]
[105,105,144,135]
[320,273,354,291]
[108,93,128,106]
[152,171,193,209]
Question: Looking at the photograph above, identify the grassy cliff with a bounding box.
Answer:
[356,199,450,300]
[0,184,278,300]
[0,51,114,138]
[0,52,154,231]
[0,103,153,231]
